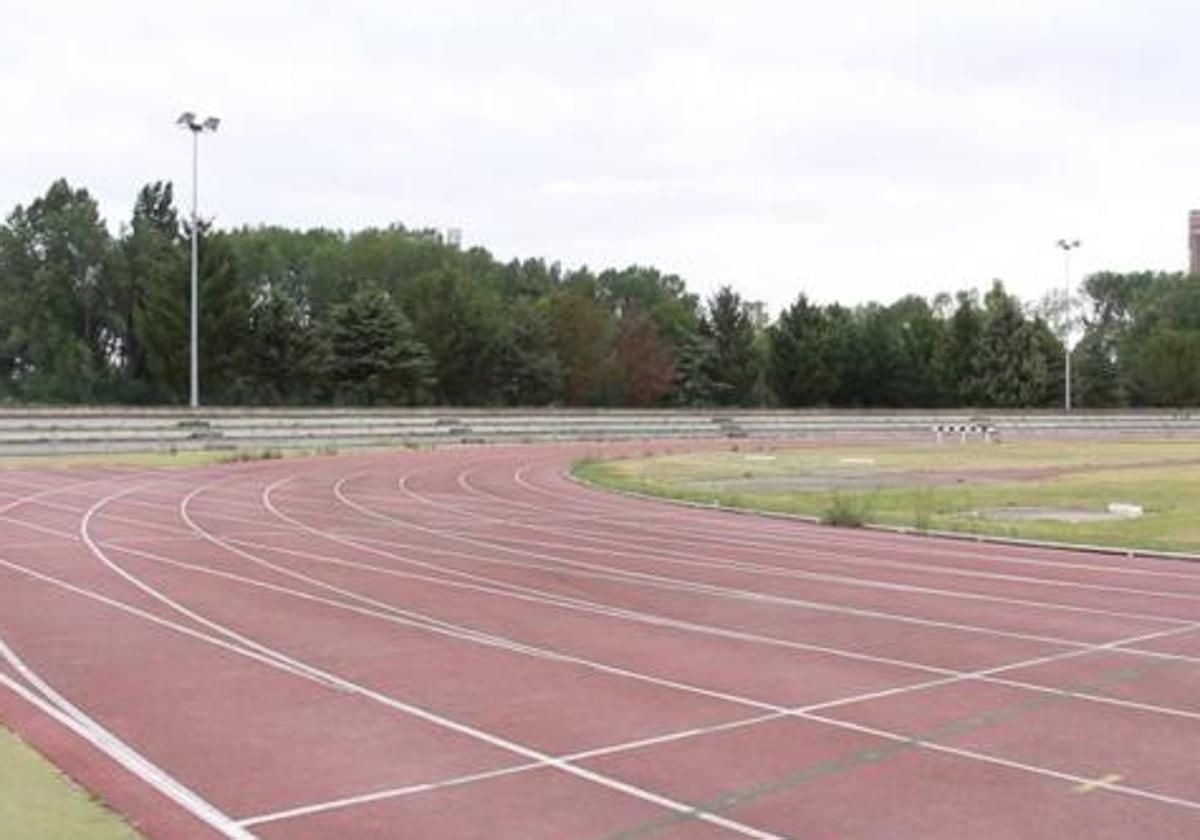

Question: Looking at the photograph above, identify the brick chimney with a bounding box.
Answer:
[1190,211,1200,275]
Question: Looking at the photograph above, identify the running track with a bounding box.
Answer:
[2,440,1200,839]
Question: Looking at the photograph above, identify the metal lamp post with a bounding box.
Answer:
[176,112,220,409]
[1055,238,1081,412]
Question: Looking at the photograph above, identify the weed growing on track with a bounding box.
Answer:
[821,492,874,527]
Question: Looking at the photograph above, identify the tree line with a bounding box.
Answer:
[1,179,1198,408]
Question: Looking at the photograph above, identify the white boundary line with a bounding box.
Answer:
[251,472,1200,672]
[0,641,254,840]
[437,467,1200,622]
[184,470,1200,825]
[547,458,1200,572]
[511,456,1200,583]
[98,526,1200,826]
[218,527,1200,725]
[322,475,1184,654]
[2,464,789,839]
[51,470,1200,830]
[6,457,1200,834]
[0,471,256,839]
[7,546,785,840]
[450,463,1200,606]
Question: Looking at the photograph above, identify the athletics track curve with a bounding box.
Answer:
[1,440,1200,839]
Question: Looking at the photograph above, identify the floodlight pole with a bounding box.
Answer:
[189,127,199,409]
[178,112,219,409]
[1055,238,1081,412]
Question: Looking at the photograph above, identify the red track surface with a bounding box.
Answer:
[2,440,1200,839]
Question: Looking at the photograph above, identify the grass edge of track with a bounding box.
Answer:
[571,440,1200,557]
[0,723,145,840]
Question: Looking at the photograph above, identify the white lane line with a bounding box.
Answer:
[261,475,1200,811]
[248,484,1200,710]
[804,711,1200,813]
[0,514,84,541]
[223,528,1200,725]
[454,466,1200,608]
[79,480,347,691]
[213,537,1200,831]
[268,479,1200,674]
[9,465,779,837]
[236,761,545,828]
[329,476,1157,651]
[266,480,969,676]
[0,641,255,840]
[0,463,269,840]
[0,539,80,551]
[0,556,361,687]
[0,471,150,543]
[518,459,1200,583]
[0,468,169,699]
[11,465,1200,835]
[505,457,1200,599]
[421,520,1192,627]
[479,529,1200,619]
[296,473,1200,671]
[100,524,1200,829]
[102,529,303,549]
[239,711,787,828]
[16,493,194,537]
[6,541,784,840]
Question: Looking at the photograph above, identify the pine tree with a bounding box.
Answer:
[703,286,760,406]
[323,284,435,405]
[493,299,562,405]
[120,182,185,399]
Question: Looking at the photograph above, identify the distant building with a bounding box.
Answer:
[1190,211,1200,275]
[746,300,770,329]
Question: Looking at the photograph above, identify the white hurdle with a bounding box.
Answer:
[933,422,996,444]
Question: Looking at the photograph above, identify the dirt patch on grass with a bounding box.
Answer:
[695,456,1200,495]
[694,465,1062,493]
[970,506,1132,524]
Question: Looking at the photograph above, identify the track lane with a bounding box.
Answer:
[3,441,1200,839]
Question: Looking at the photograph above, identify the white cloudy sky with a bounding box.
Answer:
[2,0,1199,311]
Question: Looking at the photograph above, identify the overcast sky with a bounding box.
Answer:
[3,0,1199,311]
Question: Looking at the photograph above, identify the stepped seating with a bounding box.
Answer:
[0,408,1196,455]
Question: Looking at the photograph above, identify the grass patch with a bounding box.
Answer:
[574,439,1200,554]
[910,486,937,531]
[0,726,143,839]
[0,443,357,470]
[0,449,237,471]
[216,448,284,464]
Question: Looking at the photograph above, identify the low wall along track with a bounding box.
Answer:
[1,407,1199,455]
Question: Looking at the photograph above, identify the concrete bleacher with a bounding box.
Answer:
[0,407,1197,456]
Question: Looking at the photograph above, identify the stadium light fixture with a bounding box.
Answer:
[177,111,220,409]
[1055,238,1082,412]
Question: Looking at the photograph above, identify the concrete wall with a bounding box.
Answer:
[1,407,1197,455]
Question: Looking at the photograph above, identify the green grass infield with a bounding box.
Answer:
[574,438,1200,555]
